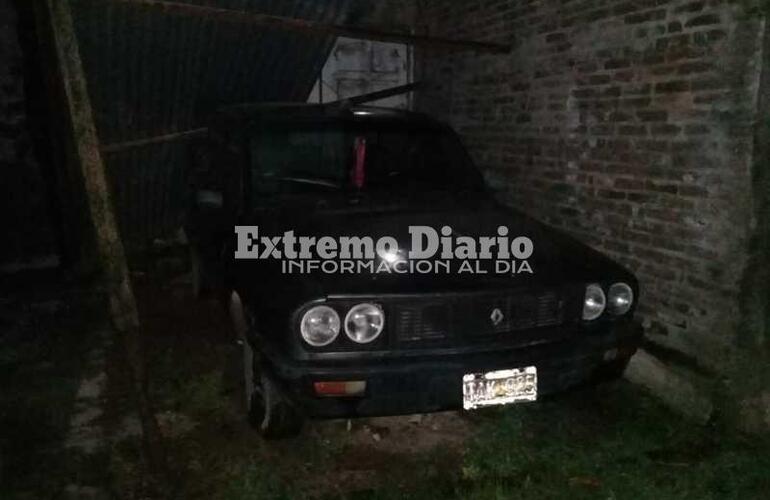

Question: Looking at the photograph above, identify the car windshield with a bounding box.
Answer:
[249,121,486,199]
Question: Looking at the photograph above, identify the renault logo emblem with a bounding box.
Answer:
[490,308,504,326]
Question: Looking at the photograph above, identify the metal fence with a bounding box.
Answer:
[69,0,353,247]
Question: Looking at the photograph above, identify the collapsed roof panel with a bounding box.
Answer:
[69,0,352,246]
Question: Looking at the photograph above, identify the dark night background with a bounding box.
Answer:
[0,1,768,498]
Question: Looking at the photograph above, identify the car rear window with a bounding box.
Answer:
[249,123,485,196]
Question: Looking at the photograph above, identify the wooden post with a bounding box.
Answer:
[40,0,165,472]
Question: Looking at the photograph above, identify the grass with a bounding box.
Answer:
[454,387,769,500]
[3,275,768,500]
[74,281,770,499]
[287,384,768,500]
[3,272,767,500]
[109,333,770,499]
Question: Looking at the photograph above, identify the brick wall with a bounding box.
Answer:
[416,0,764,368]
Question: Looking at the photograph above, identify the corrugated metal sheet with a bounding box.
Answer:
[68,0,353,248]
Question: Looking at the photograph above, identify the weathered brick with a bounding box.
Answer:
[652,124,682,136]
[584,8,611,23]
[674,1,705,14]
[614,70,634,82]
[571,88,596,98]
[691,78,726,92]
[685,124,710,135]
[598,189,627,200]
[589,74,612,85]
[656,34,690,52]
[655,80,691,93]
[638,139,669,152]
[621,97,652,108]
[545,32,567,43]
[627,192,655,203]
[417,0,761,376]
[615,178,644,190]
[609,111,633,122]
[652,65,677,77]
[692,93,720,104]
[637,110,669,122]
[667,44,705,62]
[677,61,713,75]
[693,29,727,47]
[645,181,679,194]
[625,9,667,25]
[576,61,599,73]
[642,49,666,65]
[619,124,648,136]
[605,59,631,70]
[686,14,721,28]
[679,185,709,197]
[590,125,614,135]
[626,84,652,95]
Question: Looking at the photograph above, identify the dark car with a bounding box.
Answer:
[185,103,642,438]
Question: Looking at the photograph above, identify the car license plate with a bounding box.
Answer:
[462,366,537,410]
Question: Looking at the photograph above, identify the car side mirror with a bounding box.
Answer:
[196,189,223,210]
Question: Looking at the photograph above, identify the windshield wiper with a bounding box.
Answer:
[256,175,342,189]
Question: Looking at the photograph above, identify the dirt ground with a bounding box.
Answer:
[107,276,482,499]
[3,270,769,499]
[0,271,111,499]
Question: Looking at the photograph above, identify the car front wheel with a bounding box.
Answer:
[248,372,304,439]
[230,293,304,438]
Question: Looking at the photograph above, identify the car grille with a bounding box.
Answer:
[394,302,450,342]
[391,289,569,344]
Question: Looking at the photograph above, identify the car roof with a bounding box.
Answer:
[212,102,443,129]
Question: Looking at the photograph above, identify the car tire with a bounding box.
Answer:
[248,372,304,439]
[229,292,304,438]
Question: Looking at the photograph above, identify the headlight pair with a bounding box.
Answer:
[582,282,633,320]
[300,303,384,347]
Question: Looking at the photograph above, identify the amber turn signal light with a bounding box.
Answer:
[313,380,366,397]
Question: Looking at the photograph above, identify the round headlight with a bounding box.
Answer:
[583,284,606,320]
[608,282,633,315]
[344,303,384,344]
[300,305,340,347]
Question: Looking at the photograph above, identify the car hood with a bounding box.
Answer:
[229,195,636,306]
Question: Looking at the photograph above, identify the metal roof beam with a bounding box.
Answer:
[101,127,208,154]
[110,0,511,54]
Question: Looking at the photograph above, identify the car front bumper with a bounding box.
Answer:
[258,320,643,418]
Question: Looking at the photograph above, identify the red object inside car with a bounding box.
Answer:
[352,137,366,189]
